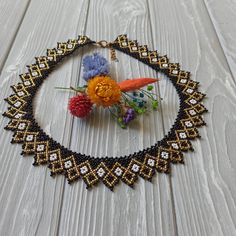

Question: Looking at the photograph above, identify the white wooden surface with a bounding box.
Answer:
[0,0,236,235]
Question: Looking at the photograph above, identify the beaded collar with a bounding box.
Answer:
[3,35,207,190]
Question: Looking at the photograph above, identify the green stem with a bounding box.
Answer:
[55,86,85,93]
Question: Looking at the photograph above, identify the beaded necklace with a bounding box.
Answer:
[3,35,207,190]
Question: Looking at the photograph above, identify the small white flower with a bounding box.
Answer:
[147,159,155,167]
[161,151,169,159]
[49,153,57,161]
[172,70,178,75]
[64,160,72,169]
[122,42,127,46]
[114,167,123,176]
[132,46,137,51]
[67,44,73,49]
[152,58,158,62]
[97,168,105,177]
[47,56,53,61]
[80,166,88,174]
[57,50,63,54]
[131,164,140,172]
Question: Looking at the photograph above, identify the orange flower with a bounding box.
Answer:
[87,75,121,107]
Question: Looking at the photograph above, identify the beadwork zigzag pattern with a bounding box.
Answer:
[3,35,207,190]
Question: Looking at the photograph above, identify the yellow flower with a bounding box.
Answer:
[87,75,121,107]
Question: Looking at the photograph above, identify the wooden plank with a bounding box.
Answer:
[0,0,30,70]
[57,1,177,236]
[0,0,89,235]
[148,0,236,235]
[203,0,236,81]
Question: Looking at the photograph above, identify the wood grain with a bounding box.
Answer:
[0,0,236,235]
[0,0,89,235]
[149,0,236,235]
[0,0,30,70]
[204,0,236,81]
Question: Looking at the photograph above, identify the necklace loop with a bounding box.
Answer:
[96,40,110,48]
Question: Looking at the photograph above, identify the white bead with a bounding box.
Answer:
[186,88,193,94]
[171,143,179,150]
[162,63,168,68]
[17,91,25,97]
[142,52,148,56]
[49,153,57,161]
[14,101,21,107]
[131,164,140,172]
[15,113,22,119]
[26,135,33,141]
[80,166,88,174]
[185,121,193,127]
[189,110,197,116]
[36,144,45,152]
[147,159,155,167]
[97,168,105,177]
[64,160,72,169]
[190,99,197,104]
[180,79,187,84]
[179,132,187,139]
[39,63,45,68]
[24,80,31,86]
[18,123,26,130]
[114,167,123,176]
[32,71,38,76]
[161,151,169,159]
